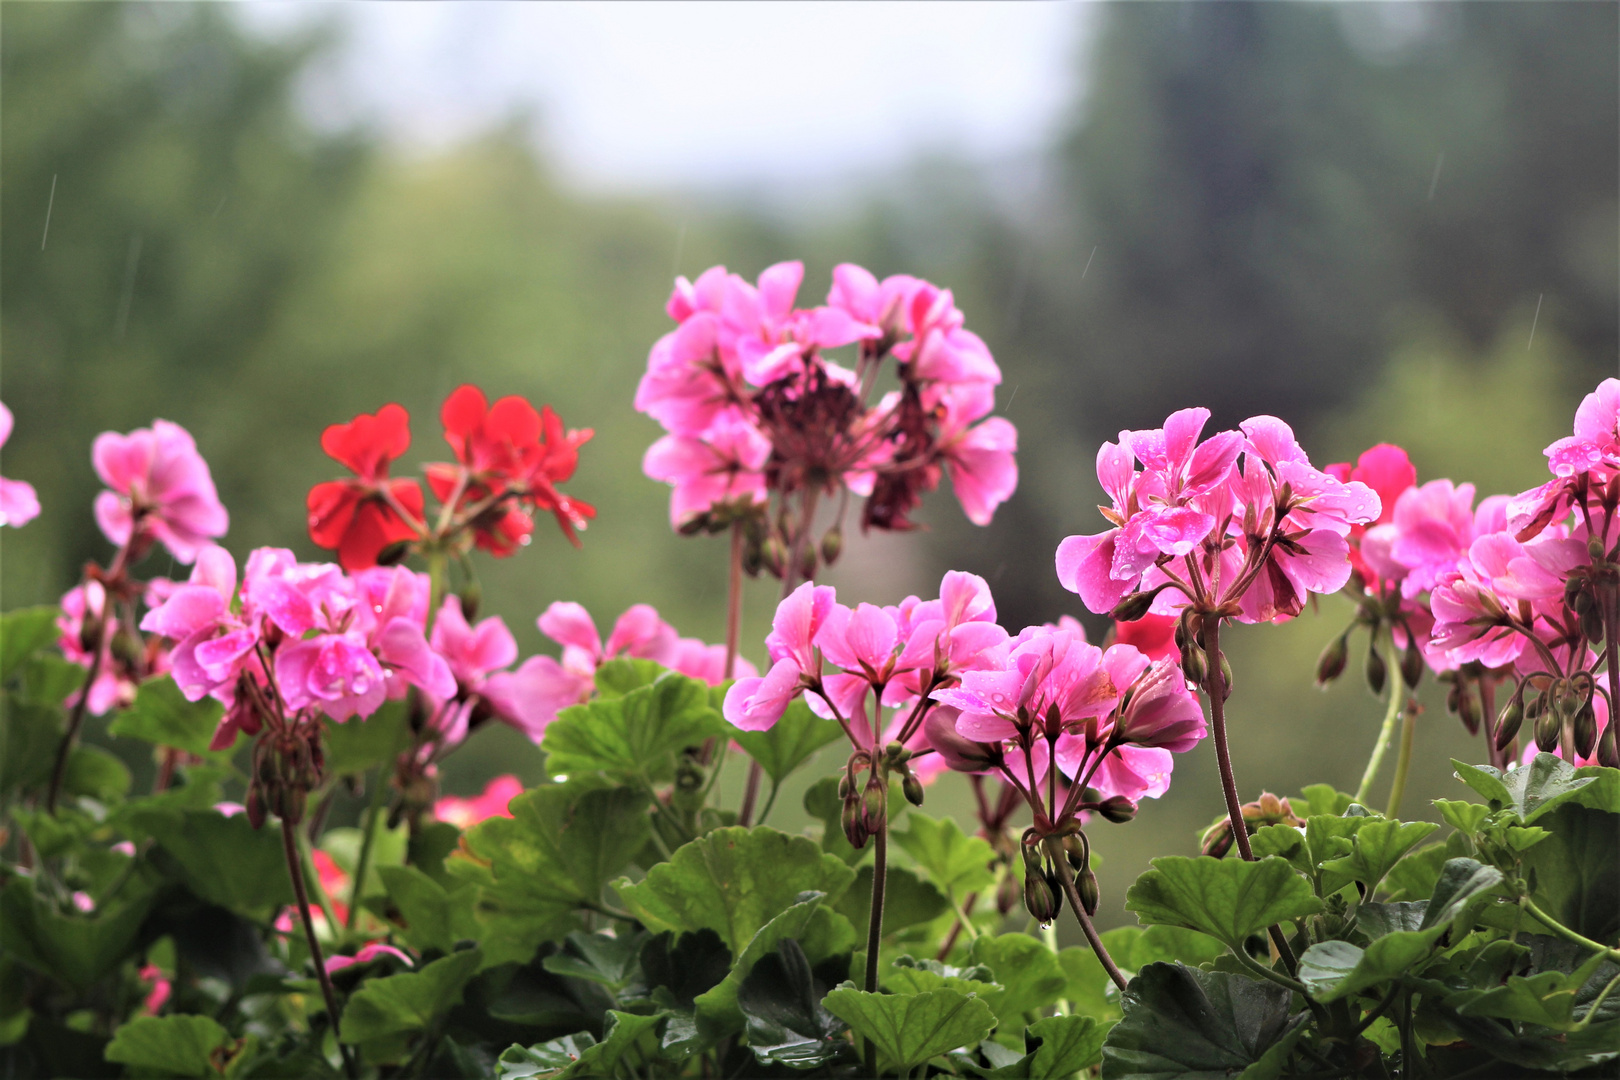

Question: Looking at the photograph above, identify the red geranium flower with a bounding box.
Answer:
[307,404,425,570]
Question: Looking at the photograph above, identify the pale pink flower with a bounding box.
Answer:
[723,582,836,731]
[57,583,132,715]
[92,420,228,562]
[643,411,771,527]
[0,402,39,528]
[138,964,171,1015]
[141,544,261,708]
[326,942,415,974]
[434,774,524,830]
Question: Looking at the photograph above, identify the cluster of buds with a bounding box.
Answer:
[837,741,926,849]
[1493,669,1606,762]
[1200,792,1303,859]
[1018,826,1098,925]
[247,720,325,828]
[735,505,845,584]
[1315,580,1426,696]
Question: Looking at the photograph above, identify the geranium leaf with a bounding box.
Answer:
[340,949,482,1043]
[496,1033,597,1079]
[540,929,649,991]
[593,658,666,698]
[106,675,225,757]
[1295,784,1353,818]
[123,806,294,918]
[0,698,64,795]
[1452,754,1598,824]
[377,865,479,955]
[542,670,723,782]
[892,812,997,897]
[695,897,853,1036]
[0,606,61,685]
[822,986,995,1075]
[736,939,852,1069]
[1381,842,1447,902]
[730,698,843,785]
[1318,819,1439,895]
[969,932,1069,1023]
[1520,803,1620,943]
[613,826,855,956]
[0,877,154,992]
[323,700,408,777]
[103,1014,230,1078]
[1296,926,1445,1002]
[1421,857,1504,930]
[496,1010,663,1080]
[1125,856,1322,951]
[1099,963,1305,1080]
[988,1015,1107,1079]
[1354,901,1427,940]
[1060,925,1225,1026]
[835,864,948,937]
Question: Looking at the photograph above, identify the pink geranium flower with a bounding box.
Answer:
[92,420,228,562]
[643,410,771,528]
[0,402,40,528]
[434,774,524,829]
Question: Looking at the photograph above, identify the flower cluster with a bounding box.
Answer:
[0,402,40,528]
[309,386,594,570]
[638,262,1017,578]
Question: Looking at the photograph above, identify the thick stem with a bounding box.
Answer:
[1523,897,1620,963]
[1354,633,1404,806]
[864,821,888,1076]
[1202,617,1298,972]
[425,549,449,634]
[1051,846,1127,992]
[1480,673,1501,771]
[47,617,109,814]
[1385,702,1418,819]
[282,818,357,1079]
[737,762,764,827]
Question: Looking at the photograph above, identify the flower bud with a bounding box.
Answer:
[842,795,868,849]
[1574,701,1598,760]
[1566,575,1587,609]
[1534,705,1562,753]
[1181,644,1207,687]
[1098,795,1137,824]
[799,544,818,583]
[762,536,787,577]
[1590,536,1606,561]
[1582,604,1605,646]
[1364,642,1387,696]
[1021,838,1042,873]
[375,539,412,567]
[1023,867,1060,924]
[1400,637,1423,690]
[1495,695,1524,751]
[1218,654,1234,700]
[1110,591,1156,624]
[820,527,843,567]
[1062,832,1090,874]
[861,779,886,828]
[899,773,925,808]
[1598,723,1619,769]
[1316,633,1350,686]
[1457,684,1482,735]
[837,773,853,800]
[923,707,1001,773]
[246,785,266,830]
[459,579,483,622]
[1077,868,1101,916]
[1200,818,1234,859]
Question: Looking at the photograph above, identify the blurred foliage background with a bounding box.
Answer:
[3,2,1615,933]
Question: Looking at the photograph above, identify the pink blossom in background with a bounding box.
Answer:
[137,964,171,1015]
[643,411,770,528]
[1113,612,1177,662]
[435,774,524,829]
[0,402,40,528]
[326,942,414,974]
[92,420,228,562]
[57,582,135,715]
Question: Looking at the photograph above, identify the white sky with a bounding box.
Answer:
[237,2,1090,193]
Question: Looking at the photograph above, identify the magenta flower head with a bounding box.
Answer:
[141,543,259,708]
[0,402,40,528]
[723,582,836,731]
[92,419,228,563]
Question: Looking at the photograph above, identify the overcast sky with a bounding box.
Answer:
[239,2,1089,194]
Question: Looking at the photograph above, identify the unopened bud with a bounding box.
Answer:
[1316,633,1350,686]
[1099,795,1137,824]
[861,780,886,828]
[820,527,843,566]
[1597,723,1619,769]
[1110,591,1156,624]
[1181,645,1208,687]
[1077,869,1101,916]
[1021,839,1042,873]
[1582,604,1604,645]
[1400,637,1423,690]
[762,537,787,577]
[245,785,266,830]
[1495,696,1524,751]
[1590,537,1606,561]
[1200,819,1234,859]
[1062,832,1090,874]
[841,795,868,849]
[375,539,412,567]
[1534,706,1562,753]
[1219,654,1234,700]
[1457,685,1482,735]
[837,773,853,800]
[1365,643,1387,696]
[1023,867,1060,924]
[902,773,925,807]
[459,579,483,622]
[1574,702,1598,760]
[799,544,818,583]
[1567,576,1587,609]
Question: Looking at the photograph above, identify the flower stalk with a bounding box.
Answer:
[1355,632,1405,805]
[282,817,357,1079]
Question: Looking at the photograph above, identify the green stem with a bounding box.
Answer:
[1355,634,1404,806]
[1385,701,1418,819]
[948,888,982,942]
[755,778,781,826]
[281,819,357,1079]
[1049,839,1127,992]
[425,548,449,632]
[298,828,342,936]
[864,820,888,1077]
[1523,898,1620,963]
[1041,922,1070,1015]
[345,763,394,930]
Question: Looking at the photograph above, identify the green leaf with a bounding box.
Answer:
[989,1015,1107,1079]
[1433,798,1492,837]
[16,655,86,706]
[1249,825,1310,875]
[377,865,479,955]
[1060,926,1225,1025]
[1381,841,1448,902]
[1454,969,1592,1030]
[969,933,1069,1022]
[1,607,61,684]
[730,697,844,785]
[835,864,948,938]
[613,826,856,956]
[0,698,63,795]
[1125,856,1322,951]
[458,782,649,966]
[1453,754,1598,824]
[692,894,855,1034]
[106,676,227,756]
[1522,803,1620,943]
[892,812,998,897]
[1318,819,1439,895]
[823,986,996,1074]
[1303,814,1373,872]
[542,669,723,782]
[1295,926,1445,1002]
[592,657,666,698]
[0,878,154,992]
[737,939,852,1069]
[104,1014,230,1078]
[322,701,407,776]
[539,929,647,991]
[340,949,482,1043]
[496,1011,663,1080]
[1099,963,1304,1080]
[1421,857,1504,930]
[124,805,294,918]
[61,744,130,802]
[1354,901,1427,940]
[885,955,999,1000]
[1295,784,1353,818]
[1570,764,1620,813]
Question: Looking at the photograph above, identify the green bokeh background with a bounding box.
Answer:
[3,2,1615,937]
